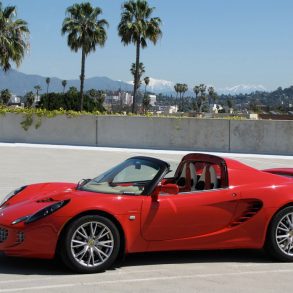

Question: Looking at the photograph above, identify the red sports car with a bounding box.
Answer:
[0,153,293,273]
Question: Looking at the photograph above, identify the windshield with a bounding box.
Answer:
[80,158,166,195]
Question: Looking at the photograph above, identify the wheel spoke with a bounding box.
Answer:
[94,246,108,260]
[99,240,113,248]
[286,215,293,227]
[97,228,110,240]
[77,230,88,239]
[278,238,288,245]
[277,235,289,239]
[75,246,89,259]
[277,226,289,232]
[280,221,290,230]
[72,240,87,248]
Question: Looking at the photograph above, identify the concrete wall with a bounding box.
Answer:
[0,113,292,155]
[0,113,97,146]
[230,120,293,155]
[96,116,230,152]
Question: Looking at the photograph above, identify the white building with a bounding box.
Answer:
[120,92,133,105]
[9,94,21,104]
[149,94,156,106]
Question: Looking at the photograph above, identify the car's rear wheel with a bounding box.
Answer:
[60,215,120,273]
[266,207,293,261]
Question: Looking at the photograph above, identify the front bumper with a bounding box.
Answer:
[0,217,65,259]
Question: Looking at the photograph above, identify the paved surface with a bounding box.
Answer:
[0,143,293,292]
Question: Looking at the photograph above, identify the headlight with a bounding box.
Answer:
[25,199,70,224]
[0,186,27,207]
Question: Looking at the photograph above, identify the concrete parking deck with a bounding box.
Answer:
[0,143,292,292]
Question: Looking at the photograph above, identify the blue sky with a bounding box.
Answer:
[2,0,293,90]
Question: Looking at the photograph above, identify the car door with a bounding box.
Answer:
[141,188,239,241]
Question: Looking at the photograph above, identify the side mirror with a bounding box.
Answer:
[151,184,179,201]
[160,184,179,195]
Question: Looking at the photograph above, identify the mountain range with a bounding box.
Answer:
[0,69,268,96]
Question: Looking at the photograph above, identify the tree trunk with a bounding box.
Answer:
[80,49,86,111]
[132,40,141,113]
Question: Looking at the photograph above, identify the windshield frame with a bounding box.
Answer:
[78,156,170,196]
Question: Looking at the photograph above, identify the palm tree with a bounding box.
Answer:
[118,0,162,113]
[46,77,51,94]
[62,80,67,93]
[0,89,11,105]
[208,86,218,112]
[0,2,30,71]
[193,85,200,112]
[144,76,150,95]
[24,91,34,108]
[130,62,145,89]
[34,85,41,98]
[174,83,188,111]
[198,84,207,112]
[62,2,108,111]
[142,94,151,114]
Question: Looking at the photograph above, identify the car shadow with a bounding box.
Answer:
[122,249,274,268]
[0,256,71,275]
[0,249,275,276]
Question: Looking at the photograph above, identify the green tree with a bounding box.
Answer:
[62,2,108,111]
[46,77,51,94]
[197,84,207,112]
[0,2,30,71]
[34,85,41,97]
[227,98,233,109]
[24,91,34,108]
[62,80,67,93]
[130,62,145,89]
[118,0,162,113]
[142,94,151,114]
[0,89,11,105]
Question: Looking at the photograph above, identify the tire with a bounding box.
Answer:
[60,215,120,273]
[266,207,293,262]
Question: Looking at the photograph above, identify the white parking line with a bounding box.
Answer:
[1,269,293,292]
[0,142,292,160]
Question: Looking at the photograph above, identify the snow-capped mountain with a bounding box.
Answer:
[146,78,175,93]
[127,77,175,93]
[219,85,268,95]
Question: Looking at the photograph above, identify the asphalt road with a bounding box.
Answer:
[0,143,293,293]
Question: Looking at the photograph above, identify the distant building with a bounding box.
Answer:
[157,105,178,114]
[120,92,133,105]
[104,92,133,106]
[148,94,156,106]
[9,94,21,105]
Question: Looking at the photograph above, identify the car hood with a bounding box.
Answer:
[0,183,77,225]
[6,182,78,204]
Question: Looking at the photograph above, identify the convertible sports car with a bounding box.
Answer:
[0,153,293,273]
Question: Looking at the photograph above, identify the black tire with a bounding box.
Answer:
[60,215,120,273]
[266,206,293,262]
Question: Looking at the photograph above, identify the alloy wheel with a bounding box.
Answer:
[70,221,114,268]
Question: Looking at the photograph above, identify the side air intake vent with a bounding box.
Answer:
[230,200,263,227]
[36,198,56,203]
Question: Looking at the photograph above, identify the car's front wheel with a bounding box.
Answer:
[60,215,120,273]
[266,207,293,261]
